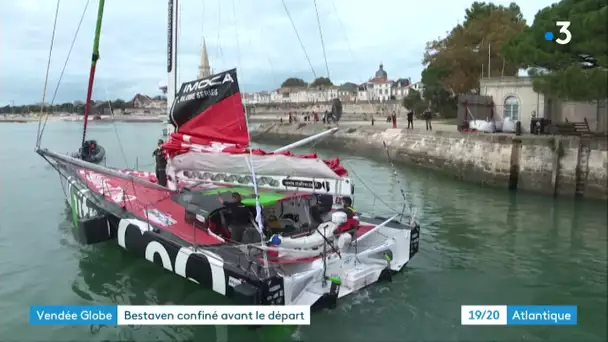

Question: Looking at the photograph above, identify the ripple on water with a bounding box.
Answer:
[0,122,606,342]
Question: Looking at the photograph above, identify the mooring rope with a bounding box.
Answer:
[36,0,62,147]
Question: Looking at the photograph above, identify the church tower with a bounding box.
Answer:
[197,39,211,79]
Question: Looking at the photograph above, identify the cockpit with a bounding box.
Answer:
[173,187,334,244]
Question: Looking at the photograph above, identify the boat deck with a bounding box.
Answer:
[74,168,386,256]
[75,168,225,245]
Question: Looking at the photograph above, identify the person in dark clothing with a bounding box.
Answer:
[407,111,414,129]
[153,139,167,186]
[218,192,251,241]
[423,108,432,131]
[391,112,397,128]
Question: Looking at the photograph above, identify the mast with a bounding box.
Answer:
[167,0,178,126]
[80,0,106,146]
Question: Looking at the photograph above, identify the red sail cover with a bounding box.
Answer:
[170,68,249,146]
[163,133,348,177]
[164,68,348,177]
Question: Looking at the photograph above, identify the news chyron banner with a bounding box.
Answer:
[30,305,310,325]
[461,305,577,326]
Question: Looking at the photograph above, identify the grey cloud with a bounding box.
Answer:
[2,0,557,105]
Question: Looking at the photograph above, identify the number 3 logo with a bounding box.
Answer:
[555,21,572,45]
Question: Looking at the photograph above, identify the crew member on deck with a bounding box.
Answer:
[218,192,251,242]
[335,196,359,236]
[342,197,357,219]
[153,139,167,186]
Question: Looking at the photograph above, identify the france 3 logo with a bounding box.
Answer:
[544,21,571,45]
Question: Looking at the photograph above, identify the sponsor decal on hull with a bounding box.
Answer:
[281,179,331,192]
[115,218,268,299]
[143,208,176,226]
[67,178,99,221]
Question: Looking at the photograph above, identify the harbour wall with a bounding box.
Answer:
[251,123,608,200]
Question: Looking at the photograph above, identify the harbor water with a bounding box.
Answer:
[0,122,606,341]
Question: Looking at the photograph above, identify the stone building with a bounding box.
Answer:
[480,76,606,132]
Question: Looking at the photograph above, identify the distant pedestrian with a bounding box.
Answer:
[423,108,432,131]
[371,117,375,126]
[407,111,414,129]
[391,112,397,128]
[314,112,319,123]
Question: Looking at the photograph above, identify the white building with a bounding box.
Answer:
[242,63,416,104]
[480,76,606,132]
[357,64,412,102]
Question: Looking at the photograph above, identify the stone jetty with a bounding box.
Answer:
[251,122,608,201]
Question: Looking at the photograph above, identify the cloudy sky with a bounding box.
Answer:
[1,0,555,105]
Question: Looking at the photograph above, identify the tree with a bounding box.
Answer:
[503,0,607,101]
[421,63,458,117]
[280,77,307,88]
[422,2,526,94]
[112,98,127,109]
[402,89,427,113]
[310,77,333,88]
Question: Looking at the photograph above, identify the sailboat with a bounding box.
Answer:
[72,0,106,164]
[35,0,420,308]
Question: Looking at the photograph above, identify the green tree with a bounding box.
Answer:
[280,77,307,88]
[503,0,607,100]
[402,89,427,114]
[421,63,458,117]
[112,98,127,109]
[310,77,333,88]
[422,2,526,94]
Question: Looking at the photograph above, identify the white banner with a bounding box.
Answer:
[117,305,310,325]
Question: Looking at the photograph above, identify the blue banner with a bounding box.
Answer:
[506,305,577,325]
[30,305,117,325]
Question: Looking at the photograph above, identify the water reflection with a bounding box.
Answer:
[69,214,298,342]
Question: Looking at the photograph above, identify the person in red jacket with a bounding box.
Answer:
[335,197,359,235]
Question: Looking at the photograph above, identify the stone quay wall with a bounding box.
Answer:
[250,103,403,119]
[251,123,608,200]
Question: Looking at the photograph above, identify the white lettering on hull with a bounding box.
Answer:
[68,177,99,219]
[117,218,226,295]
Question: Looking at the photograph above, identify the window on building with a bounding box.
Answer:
[504,96,520,120]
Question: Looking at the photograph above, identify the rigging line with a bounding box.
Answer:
[104,86,129,168]
[281,0,317,79]
[216,0,224,61]
[36,0,62,147]
[312,0,330,79]
[38,0,92,145]
[230,0,242,76]
[343,161,401,215]
[231,0,270,276]
[329,0,353,59]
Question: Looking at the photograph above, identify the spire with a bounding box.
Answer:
[198,39,211,79]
